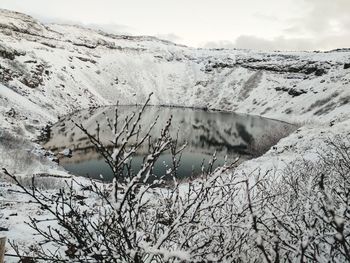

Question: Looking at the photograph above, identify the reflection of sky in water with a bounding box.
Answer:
[46,106,296,182]
[63,153,227,181]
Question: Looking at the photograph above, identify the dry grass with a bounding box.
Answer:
[1,173,71,189]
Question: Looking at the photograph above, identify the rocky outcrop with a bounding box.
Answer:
[0,44,25,60]
[275,86,307,97]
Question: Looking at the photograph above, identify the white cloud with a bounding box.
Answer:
[284,0,350,37]
[203,36,315,51]
[203,34,350,52]
[0,0,349,51]
[203,0,350,51]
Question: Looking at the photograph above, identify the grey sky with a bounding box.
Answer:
[1,0,349,51]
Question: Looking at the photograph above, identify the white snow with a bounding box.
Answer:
[0,8,350,262]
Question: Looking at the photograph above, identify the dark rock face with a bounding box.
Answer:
[5,107,16,117]
[300,64,327,76]
[0,44,25,60]
[288,88,307,97]
[204,61,235,73]
[76,56,97,64]
[21,76,42,88]
[304,67,318,74]
[16,62,47,88]
[0,66,17,82]
[275,86,307,97]
[232,58,329,77]
[315,68,327,76]
[344,63,350,70]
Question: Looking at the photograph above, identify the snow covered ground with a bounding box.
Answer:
[0,8,350,261]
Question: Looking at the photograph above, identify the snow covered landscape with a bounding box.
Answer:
[1,7,350,262]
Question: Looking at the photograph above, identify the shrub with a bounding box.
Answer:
[243,135,350,262]
[3,94,350,262]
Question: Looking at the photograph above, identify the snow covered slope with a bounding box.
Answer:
[0,8,349,176]
[1,10,350,258]
[1,8,350,140]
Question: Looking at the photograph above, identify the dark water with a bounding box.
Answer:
[44,106,296,181]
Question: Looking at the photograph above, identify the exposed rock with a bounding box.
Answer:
[24,60,37,64]
[0,44,25,60]
[288,88,307,97]
[19,63,46,88]
[76,56,97,64]
[195,80,210,87]
[73,42,98,49]
[21,76,41,88]
[5,107,16,117]
[275,86,307,97]
[315,68,327,76]
[40,41,57,48]
[304,66,318,74]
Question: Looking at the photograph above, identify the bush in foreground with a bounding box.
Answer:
[3,95,350,262]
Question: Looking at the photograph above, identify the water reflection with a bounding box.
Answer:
[44,106,295,181]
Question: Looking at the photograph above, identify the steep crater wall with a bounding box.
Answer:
[0,9,350,138]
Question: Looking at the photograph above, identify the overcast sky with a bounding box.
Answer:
[1,0,349,51]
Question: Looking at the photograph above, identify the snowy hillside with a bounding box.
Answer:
[1,8,350,140]
[1,8,350,262]
[0,7,349,184]
[0,7,349,182]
